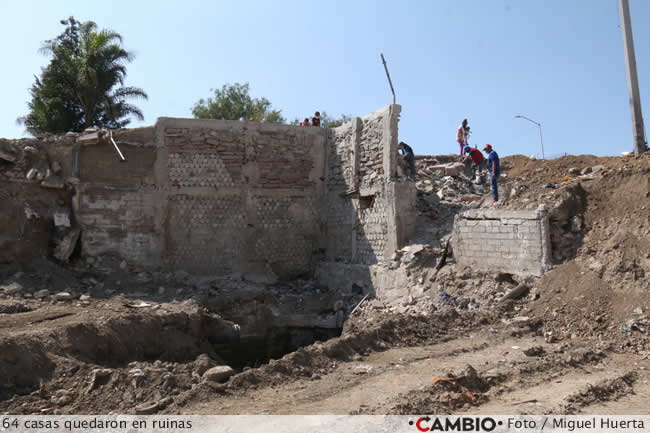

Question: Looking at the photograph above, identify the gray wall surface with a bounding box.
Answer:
[77,120,327,278]
[72,105,415,278]
[451,208,552,276]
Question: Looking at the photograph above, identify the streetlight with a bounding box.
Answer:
[514,115,545,159]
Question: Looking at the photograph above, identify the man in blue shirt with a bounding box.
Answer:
[399,141,416,179]
[483,144,500,203]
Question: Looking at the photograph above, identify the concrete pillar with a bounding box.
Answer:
[620,0,647,155]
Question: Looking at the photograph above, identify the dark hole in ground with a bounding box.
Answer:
[213,326,342,370]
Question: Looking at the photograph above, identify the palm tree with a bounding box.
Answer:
[75,21,148,129]
[20,17,147,134]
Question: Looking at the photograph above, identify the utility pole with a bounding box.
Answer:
[619,0,647,155]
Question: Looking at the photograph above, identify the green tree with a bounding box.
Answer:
[192,82,285,123]
[19,17,147,135]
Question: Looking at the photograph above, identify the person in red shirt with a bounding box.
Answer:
[302,118,311,126]
[311,111,321,127]
[463,145,485,182]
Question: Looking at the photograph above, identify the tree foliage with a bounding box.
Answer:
[19,17,148,135]
[192,83,285,123]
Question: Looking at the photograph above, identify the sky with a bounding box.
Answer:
[2,0,649,157]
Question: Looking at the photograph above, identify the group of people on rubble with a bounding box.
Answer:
[457,118,500,203]
[299,112,321,127]
[397,117,501,205]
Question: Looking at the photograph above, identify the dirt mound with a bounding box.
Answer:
[0,300,238,414]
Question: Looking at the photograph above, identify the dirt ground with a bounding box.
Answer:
[1,152,649,415]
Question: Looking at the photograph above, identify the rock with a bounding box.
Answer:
[79,294,91,301]
[34,289,50,299]
[202,365,235,383]
[500,284,529,302]
[568,168,579,176]
[621,151,633,157]
[1,282,24,295]
[580,166,592,175]
[194,354,217,376]
[24,146,38,154]
[53,292,72,301]
[591,165,605,174]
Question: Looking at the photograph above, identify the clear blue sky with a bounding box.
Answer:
[2,0,649,157]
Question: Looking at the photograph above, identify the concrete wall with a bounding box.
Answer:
[76,120,327,278]
[451,207,552,276]
[325,104,415,266]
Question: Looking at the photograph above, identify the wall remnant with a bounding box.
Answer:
[451,207,552,277]
[325,104,416,266]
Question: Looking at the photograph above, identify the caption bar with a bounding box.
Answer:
[1,415,649,433]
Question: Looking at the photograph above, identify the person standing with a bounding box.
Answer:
[483,144,500,203]
[457,119,469,155]
[311,111,321,127]
[398,141,416,179]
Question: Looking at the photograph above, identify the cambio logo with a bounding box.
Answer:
[409,416,501,432]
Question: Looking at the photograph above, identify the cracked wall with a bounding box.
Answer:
[451,208,552,276]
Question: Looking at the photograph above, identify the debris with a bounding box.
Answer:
[53,211,71,228]
[134,401,159,415]
[53,292,73,301]
[34,289,50,299]
[53,227,81,262]
[202,366,235,383]
[41,175,65,189]
[1,282,24,295]
[26,168,39,180]
[500,284,529,302]
[353,364,373,375]
[523,346,546,357]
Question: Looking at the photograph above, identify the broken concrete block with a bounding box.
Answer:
[53,211,71,228]
[34,289,50,298]
[202,365,235,383]
[26,168,39,180]
[53,227,81,262]
[500,284,530,302]
[41,175,65,189]
[1,282,24,295]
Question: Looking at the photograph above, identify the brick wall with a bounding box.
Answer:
[70,105,415,278]
[325,104,414,266]
[451,208,552,276]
